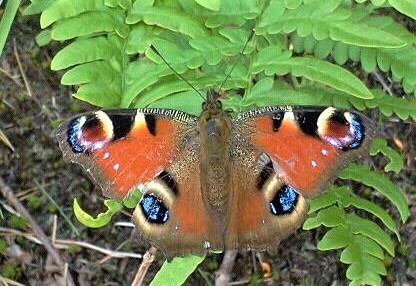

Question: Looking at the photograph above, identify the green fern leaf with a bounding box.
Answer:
[303,205,345,230]
[40,0,104,28]
[149,255,205,286]
[51,37,115,70]
[253,48,373,99]
[347,214,395,256]
[259,0,406,48]
[341,235,384,262]
[308,190,338,213]
[126,24,157,54]
[147,90,203,114]
[23,0,55,16]
[308,186,401,240]
[127,3,207,38]
[343,236,386,285]
[370,137,404,173]
[51,9,128,40]
[105,0,132,10]
[193,0,220,11]
[339,163,409,222]
[62,61,121,107]
[317,225,353,250]
[35,29,51,46]
[389,0,416,20]
[339,190,401,240]
[122,61,173,107]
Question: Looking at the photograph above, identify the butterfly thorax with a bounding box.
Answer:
[199,99,232,230]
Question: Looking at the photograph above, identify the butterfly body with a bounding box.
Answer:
[57,93,374,259]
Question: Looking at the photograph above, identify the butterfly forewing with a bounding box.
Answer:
[56,109,196,199]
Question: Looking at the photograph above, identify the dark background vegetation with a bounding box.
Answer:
[0,7,415,286]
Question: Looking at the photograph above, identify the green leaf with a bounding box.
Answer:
[150,255,205,286]
[40,0,105,28]
[308,190,338,213]
[254,53,374,99]
[35,29,52,46]
[370,137,404,173]
[147,90,203,114]
[122,187,142,209]
[347,214,395,256]
[339,163,409,222]
[51,37,115,70]
[259,1,406,48]
[0,0,21,57]
[342,194,400,241]
[303,205,344,230]
[317,226,353,250]
[341,235,384,262]
[389,0,416,20]
[73,198,123,228]
[127,4,207,38]
[366,90,416,121]
[23,0,55,16]
[193,0,220,11]
[51,10,127,41]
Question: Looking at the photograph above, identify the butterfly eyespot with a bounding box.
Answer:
[317,108,365,151]
[67,112,113,154]
[139,193,170,224]
[269,185,299,216]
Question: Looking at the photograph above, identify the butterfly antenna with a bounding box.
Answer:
[149,45,205,100]
[217,29,255,92]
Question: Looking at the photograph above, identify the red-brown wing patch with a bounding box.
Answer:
[253,117,338,196]
[237,107,373,198]
[57,109,195,199]
[132,153,222,259]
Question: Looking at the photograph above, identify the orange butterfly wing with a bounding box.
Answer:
[236,106,374,198]
[56,109,195,199]
[226,106,374,249]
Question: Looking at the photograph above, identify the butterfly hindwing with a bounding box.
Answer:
[56,109,196,199]
[132,151,222,259]
[226,106,374,248]
[226,140,308,250]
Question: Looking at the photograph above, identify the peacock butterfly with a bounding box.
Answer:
[56,90,374,260]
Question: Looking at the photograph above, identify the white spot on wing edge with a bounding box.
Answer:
[321,149,328,156]
[113,163,120,171]
[103,152,110,159]
[317,107,337,137]
[94,111,114,140]
[284,111,295,121]
[133,111,146,130]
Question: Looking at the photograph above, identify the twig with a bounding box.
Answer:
[0,227,143,259]
[371,69,393,96]
[0,67,24,87]
[215,250,238,286]
[131,246,158,286]
[0,275,26,286]
[0,177,76,286]
[13,38,32,97]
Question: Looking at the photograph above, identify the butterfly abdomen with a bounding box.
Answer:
[199,108,232,222]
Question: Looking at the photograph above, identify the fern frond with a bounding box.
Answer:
[149,256,205,286]
[370,138,404,173]
[258,0,406,47]
[291,15,416,95]
[339,163,409,222]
